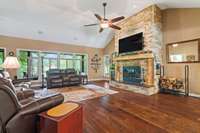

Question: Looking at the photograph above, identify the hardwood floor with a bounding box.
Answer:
[81,81,200,133]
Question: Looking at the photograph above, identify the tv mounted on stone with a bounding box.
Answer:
[118,32,144,54]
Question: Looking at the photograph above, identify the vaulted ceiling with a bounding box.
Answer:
[0,0,200,48]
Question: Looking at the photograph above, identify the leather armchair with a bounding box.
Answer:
[0,70,32,89]
[0,77,34,101]
[0,85,64,133]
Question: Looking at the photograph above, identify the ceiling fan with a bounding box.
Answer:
[84,2,125,33]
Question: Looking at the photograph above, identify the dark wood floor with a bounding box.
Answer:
[81,81,200,133]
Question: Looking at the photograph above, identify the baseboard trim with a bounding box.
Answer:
[89,78,109,82]
[189,93,200,98]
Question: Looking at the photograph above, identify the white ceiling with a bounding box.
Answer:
[0,0,200,48]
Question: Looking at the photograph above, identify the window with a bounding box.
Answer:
[17,50,88,79]
[0,49,5,70]
[104,55,110,77]
[59,54,87,74]
[29,52,39,79]
[18,51,39,79]
[41,52,59,77]
[59,54,73,69]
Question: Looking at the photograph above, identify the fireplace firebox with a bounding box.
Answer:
[123,66,144,85]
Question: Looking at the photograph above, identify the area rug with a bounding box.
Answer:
[82,84,118,95]
[51,84,118,102]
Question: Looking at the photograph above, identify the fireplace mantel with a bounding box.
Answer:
[113,52,154,62]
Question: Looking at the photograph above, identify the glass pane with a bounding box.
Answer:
[60,54,73,59]
[60,59,67,69]
[43,59,50,77]
[42,52,58,59]
[50,59,57,69]
[66,60,73,68]
[30,52,39,58]
[83,58,88,73]
[74,55,82,59]
[18,51,28,78]
[104,56,110,77]
[74,59,81,73]
[0,49,4,70]
[31,58,39,78]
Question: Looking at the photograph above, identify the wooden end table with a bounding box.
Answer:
[81,75,88,85]
[39,102,83,133]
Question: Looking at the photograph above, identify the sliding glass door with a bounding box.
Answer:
[41,52,59,77]
[17,50,88,79]
[18,51,39,79]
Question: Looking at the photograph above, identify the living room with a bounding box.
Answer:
[0,0,200,133]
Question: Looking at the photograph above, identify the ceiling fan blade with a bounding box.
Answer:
[99,28,103,33]
[84,23,99,27]
[110,16,125,23]
[94,14,102,21]
[110,24,121,30]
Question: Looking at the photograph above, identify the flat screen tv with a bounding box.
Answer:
[119,32,143,54]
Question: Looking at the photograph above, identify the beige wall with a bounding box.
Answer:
[103,37,115,56]
[163,8,200,94]
[0,35,104,80]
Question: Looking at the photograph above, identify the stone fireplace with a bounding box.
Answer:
[115,56,153,87]
[110,52,156,95]
[110,5,163,95]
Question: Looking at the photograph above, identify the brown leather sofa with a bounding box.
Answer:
[46,69,63,88]
[46,69,81,89]
[0,84,64,133]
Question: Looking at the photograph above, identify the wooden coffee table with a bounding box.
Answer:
[39,102,83,133]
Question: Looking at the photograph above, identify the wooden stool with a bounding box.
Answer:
[39,102,83,133]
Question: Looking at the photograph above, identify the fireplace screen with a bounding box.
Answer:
[123,66,144,85]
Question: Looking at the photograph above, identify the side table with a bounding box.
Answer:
[39,102,83,133]
[80,75,88,85]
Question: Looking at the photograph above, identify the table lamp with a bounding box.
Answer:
[2,52,20,78]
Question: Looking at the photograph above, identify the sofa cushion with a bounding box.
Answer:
[49,75,61,79]
[51,79,62,83]
[63,76,70,81]
[65,69,76,74]
[70,77,80,81]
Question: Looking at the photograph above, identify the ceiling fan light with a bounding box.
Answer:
[100,23,109,28]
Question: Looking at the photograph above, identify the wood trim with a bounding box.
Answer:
[168,61,200,64]
[166,38,200,46]
[166,38,200,64]
[198,39,200,61]
[113,53,154,62]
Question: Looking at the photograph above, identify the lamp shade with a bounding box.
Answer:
[2,56,20,69]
